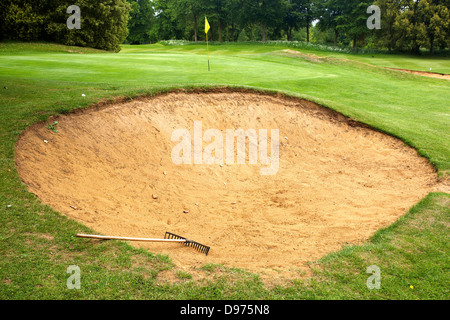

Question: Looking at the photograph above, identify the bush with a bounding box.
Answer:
[1,0,131,52]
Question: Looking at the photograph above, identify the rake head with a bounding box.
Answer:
[165,232,210,256]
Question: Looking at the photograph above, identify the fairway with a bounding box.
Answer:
[1,42,449,299]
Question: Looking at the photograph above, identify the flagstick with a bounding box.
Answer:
[207,33,210,71]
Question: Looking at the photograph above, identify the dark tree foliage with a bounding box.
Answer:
[1,0,448,53]
[1,0,131,52]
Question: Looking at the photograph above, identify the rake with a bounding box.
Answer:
[76,232,210,256]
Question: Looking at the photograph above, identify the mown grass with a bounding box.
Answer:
[0,41,448,300]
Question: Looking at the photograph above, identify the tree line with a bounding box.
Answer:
[1,0,449,54]
[138,0,449,54]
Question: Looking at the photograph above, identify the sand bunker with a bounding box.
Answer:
[15,90,437,280]
[386,67,450,80]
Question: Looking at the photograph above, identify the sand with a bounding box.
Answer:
[386,67,450,80]
[282,49,450,81]
[15,90,438,280]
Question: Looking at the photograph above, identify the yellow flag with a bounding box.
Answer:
[205,16,210,71]
[205,16,210,34]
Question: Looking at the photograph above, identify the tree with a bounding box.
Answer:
[205,0,228,42]
[432,1,450,50]
[167,0,208,42]
[241,0,288,42]
[283,0,301,41]
[53,0,131,52]
[392,0,450,54]
[126,0,155,44]
[284,0,320,42]
[223,0,242,41]
[334,0,371,48]
[421,0,450,53]
[238,0,263,41]
[152,0,184,41]
[316,0,344,46]
[295,0,317,43]
[2,0,131,52]
[373,0,402,52]
[1,0,47,41]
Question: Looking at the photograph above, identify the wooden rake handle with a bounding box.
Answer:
[76,233,188,243]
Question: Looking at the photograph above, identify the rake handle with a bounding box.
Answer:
[76,233,189,243]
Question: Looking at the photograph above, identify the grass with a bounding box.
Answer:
[0,41,448,300]
[158,40,450,74]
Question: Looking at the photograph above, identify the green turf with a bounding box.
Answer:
[0,41,448,300]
